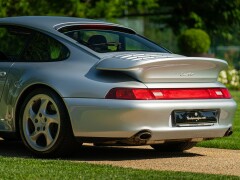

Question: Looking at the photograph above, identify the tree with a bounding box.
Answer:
[1,0,239,45]
[0,0,158,18]
[155,0,240,45]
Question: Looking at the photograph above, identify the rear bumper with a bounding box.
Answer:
[64,98,237,141]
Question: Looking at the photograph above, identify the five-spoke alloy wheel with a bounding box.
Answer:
[19,88,75,157]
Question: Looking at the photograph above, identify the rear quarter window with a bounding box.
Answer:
[0,25,70,62]
[21,32,70,62]
[0,26,31,61]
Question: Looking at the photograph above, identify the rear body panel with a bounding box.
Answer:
[64,97,236,140]
[63,81,236,142]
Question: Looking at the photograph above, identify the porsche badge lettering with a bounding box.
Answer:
[180,72,195,77]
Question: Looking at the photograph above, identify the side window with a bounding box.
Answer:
[21,33,69,62]
[0,26,31,61]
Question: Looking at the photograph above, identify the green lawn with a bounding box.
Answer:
[197,90,240,149]
[0,156,238,180]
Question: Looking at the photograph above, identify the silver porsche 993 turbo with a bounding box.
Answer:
[0,16,237,157]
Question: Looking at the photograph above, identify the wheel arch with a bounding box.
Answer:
[15,84,72,137]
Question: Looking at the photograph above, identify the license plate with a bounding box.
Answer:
[172,110,219,127]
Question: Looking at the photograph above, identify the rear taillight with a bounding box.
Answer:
[105,88,231,100]
[106,88,154,100]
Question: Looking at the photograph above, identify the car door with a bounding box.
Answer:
[0,55,14,131]
[0,62,13,100]
[0,25,31,131]
[0,25,32,98]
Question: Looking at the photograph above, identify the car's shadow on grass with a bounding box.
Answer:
[0,140,32,157]
[0,140,204,160]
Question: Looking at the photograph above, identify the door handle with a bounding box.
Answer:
[0,72,6,77]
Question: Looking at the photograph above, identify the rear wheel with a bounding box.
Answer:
[19,88,76,157]
[150,141,196,152]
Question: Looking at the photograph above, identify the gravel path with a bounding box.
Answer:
[0,140,239,176]
[75,144,240,176]
[82,147,240,176]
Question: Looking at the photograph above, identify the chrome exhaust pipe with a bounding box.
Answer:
[135,130,152,141]
[117,130,152,145]
[224,128,233,137]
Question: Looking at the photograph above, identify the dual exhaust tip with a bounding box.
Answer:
[135,127,233,142]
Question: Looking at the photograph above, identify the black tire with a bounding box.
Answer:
[19,88,77,157]
[150,141,196,152]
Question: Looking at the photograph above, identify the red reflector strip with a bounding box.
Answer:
[151,88,231,99]
[105,88,231,100]
[132,89,154,100]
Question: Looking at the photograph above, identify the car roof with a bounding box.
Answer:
[0,16,136,57]
[0,16,133,33]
